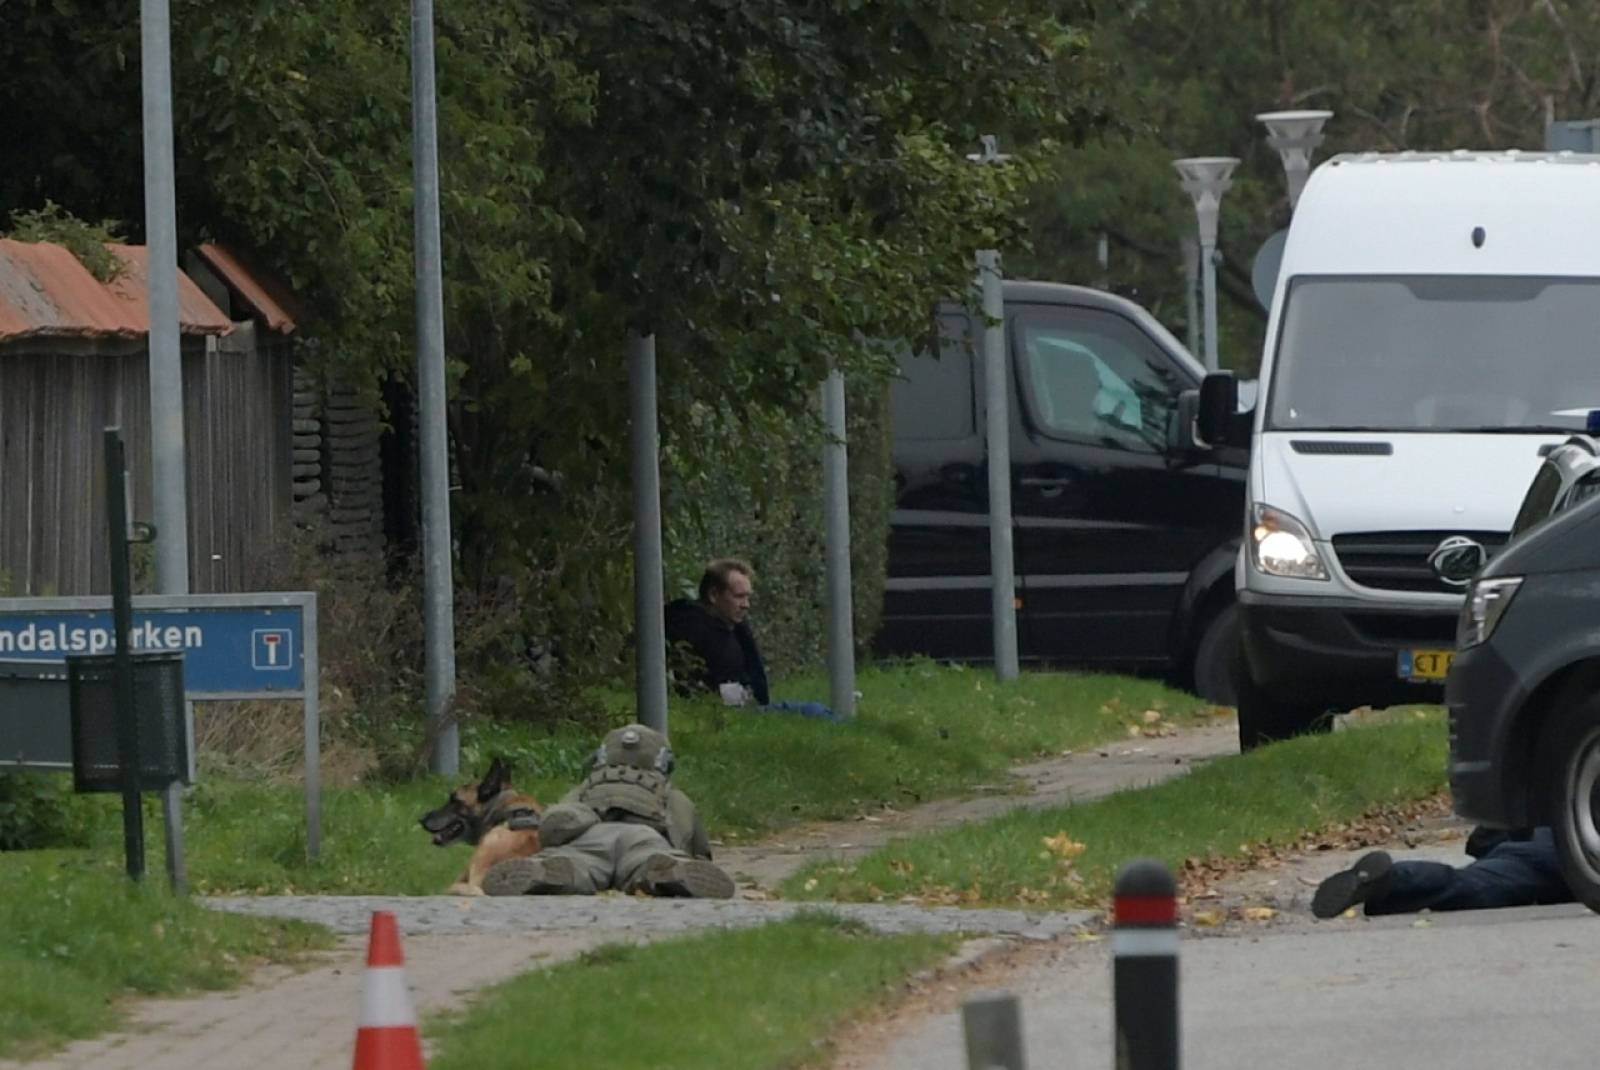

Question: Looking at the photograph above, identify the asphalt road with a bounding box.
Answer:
[866,901,1599,1069]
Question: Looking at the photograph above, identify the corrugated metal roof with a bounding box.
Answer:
[0,239,233,345]
[194,242,299,334]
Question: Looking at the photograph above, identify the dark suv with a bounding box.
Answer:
[1446,432,1600,911]
[878,281,1249,702]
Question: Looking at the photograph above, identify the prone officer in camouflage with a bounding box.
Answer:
[481,723,735,898]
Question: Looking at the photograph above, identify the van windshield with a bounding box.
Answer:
[1267,275,1600,433]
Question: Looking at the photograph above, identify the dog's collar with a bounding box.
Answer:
[478,790,540,836]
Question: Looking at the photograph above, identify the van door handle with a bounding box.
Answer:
[1020,476,1074,488]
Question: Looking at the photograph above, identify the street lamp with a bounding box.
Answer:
[1173,156,1239,373]
[966,134,1019,682]
[1256,109,1334,210]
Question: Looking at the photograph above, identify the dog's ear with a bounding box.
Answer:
[478,755,512,801]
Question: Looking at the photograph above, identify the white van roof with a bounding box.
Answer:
[1284,150,1600,277]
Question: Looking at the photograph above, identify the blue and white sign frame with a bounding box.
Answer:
[0,592,323,859]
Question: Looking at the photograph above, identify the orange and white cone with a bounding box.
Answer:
[352,910,425,1070]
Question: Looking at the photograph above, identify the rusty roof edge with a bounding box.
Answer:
[194,242,300,334]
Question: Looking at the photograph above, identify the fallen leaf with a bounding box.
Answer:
[1041,832,1088,860]
[1241,906,1277,922]
[1192,909,1225,928]
[1142,709,1162,724]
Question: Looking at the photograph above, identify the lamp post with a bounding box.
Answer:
[967,134,1019,682]
[1173,157,1239,373]
[1256,110,1333,210]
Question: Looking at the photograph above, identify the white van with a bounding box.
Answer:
[1194,151,1600,748]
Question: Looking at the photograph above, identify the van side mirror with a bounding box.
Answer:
[1170,389,1203,453]
[1196,372,1239,447]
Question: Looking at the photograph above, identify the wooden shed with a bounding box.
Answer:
[0,239,295,595]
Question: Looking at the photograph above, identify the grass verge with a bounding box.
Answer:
[0,850,333,1061]
[785,711,1448,909]
[66,662,1217,895]
[424,913,955,1070]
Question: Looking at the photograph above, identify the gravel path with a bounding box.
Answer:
[205,891,1097,939]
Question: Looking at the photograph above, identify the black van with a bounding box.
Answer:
[1446,431,1600,911]
[877,280,1249,702]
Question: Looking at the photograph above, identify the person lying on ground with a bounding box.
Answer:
[1311,826,1573,918]
[481,723,735,899]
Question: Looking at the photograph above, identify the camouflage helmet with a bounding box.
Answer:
[594,723,675,775]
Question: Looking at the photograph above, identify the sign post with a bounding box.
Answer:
[0,591,322,859]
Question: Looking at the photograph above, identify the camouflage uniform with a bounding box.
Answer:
[482,724,734,899]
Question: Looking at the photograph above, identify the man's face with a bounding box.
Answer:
[710,571,753,625]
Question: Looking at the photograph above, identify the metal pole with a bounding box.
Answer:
[140,0,188,894]
[1095,232,1110,290]
[961,991,1028,1070]
[411,0,458,775]
[1201,241,1220,373]
[303,594,322,861]
[1181,235,1200,358]
[105,429,146,882]
[820,369,856,718]
[629,330,669,733]
[978,249,1019,681]
[141,0,188,592]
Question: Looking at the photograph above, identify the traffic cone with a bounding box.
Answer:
[352,910,425,1070]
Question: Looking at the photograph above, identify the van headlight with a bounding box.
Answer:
[1457,577,1522,648]
[1250,504,1328,580]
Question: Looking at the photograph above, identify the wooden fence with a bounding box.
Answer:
[0,328,293,595]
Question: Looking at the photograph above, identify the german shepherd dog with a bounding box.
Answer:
[418,756,543,896]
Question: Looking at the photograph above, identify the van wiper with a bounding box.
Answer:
[1446,425,1576,435]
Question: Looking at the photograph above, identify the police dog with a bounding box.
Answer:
[418,756,543,896]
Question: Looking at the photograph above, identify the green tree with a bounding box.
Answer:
[1017,0,1600,374]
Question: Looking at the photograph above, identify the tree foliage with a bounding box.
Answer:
[1018,0,1600,372]
[0,0,1105,713]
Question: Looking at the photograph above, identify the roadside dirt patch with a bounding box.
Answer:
[719,721,1240,894]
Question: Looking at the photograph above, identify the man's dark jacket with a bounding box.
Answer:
[663,599,770,705]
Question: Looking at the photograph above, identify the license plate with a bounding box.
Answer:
[1398,648,1454,682]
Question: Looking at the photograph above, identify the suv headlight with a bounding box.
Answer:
[1457,576,1523,648]
[1250,504,1328,580]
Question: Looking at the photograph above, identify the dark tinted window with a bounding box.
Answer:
[1566,472,1600,511]
[891,313,976,442]
[1511,462,1564,536]
[1015,307,1180,453]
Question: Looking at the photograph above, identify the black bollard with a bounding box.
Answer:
[1112,858,1179,1070]
[962,991,1027,1070]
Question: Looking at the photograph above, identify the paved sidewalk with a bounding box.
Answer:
[0,929,616,1070]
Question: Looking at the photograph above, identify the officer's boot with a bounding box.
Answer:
[482,855,582,896]
[640,853,736,899]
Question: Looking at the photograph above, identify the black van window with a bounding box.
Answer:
[1511,461,1564,536]
[1566,472,1600,512]
[891,314,976,442]
[1016,308,1179,452]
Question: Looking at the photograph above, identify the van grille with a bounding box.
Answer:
[1330,530,1508,593]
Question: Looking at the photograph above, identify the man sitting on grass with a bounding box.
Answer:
[665,557,843,721]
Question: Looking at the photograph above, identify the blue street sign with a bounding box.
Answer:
[0,605,305,693]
